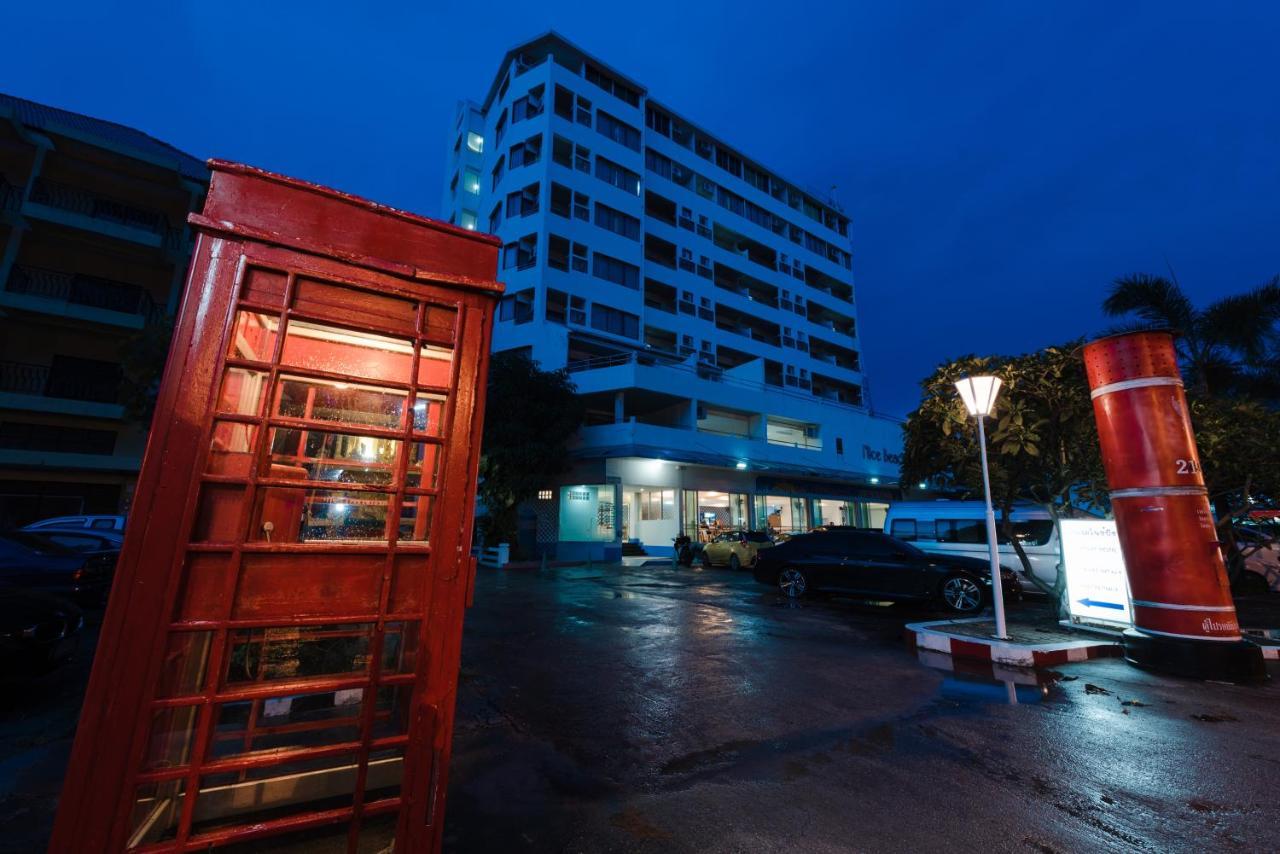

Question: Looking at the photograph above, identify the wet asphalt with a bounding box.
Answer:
[443,563,1280,854]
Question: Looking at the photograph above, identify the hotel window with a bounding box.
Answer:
[546,288,568,324]
[458,210,477,231]
[495,109,508,145]
[594,203,640,240]
[462,167,480,195]
[554,85,574,120]
[571,241,589,272]
[595,157,641,195]
[508,134,542,168]
[498,289,534,324]
[645,148,672,180]
[552,134,573,168]
[645,106,671,137]
[596,111,641,151]
[573,191,590,220]
[586,64,641,107]
[574,144,591,173]
[466,131,484,153]
[502,234,537,270]
[512,85,544,122]
[590,304,639,339]
[569,295,587,325]
[505,183,539,218]
[639,489,675,520]
[487,203,502,233]
[592,253,639,290]
[490,156,505,191]
[548,235,570,271]
[550,183,572,218]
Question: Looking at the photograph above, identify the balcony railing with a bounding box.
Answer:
[0,175,23,213]
[0,360,120,404]
[563,351,874,413]
[28,178,178,244]
[6,266,165,322]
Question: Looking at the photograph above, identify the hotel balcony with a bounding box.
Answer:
[25,177,184,251]
[0,358,125,418]
[3,265,165,328]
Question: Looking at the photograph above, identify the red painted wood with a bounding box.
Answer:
[50,161,500,853]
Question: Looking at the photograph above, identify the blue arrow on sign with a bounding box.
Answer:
[1078,598,1125,610]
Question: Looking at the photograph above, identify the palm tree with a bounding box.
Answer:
[1102,272,1280,398]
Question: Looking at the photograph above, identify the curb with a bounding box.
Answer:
[1242,629,1280,660]
[906,617,1122,668]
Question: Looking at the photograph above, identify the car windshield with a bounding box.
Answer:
[743,532,771,542]
[2,532,80,556]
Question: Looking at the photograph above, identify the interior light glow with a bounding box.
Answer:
[870,477,880,484]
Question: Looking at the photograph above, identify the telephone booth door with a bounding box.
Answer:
[51,162,500,853]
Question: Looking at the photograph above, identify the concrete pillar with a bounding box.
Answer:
[614,390,625,423]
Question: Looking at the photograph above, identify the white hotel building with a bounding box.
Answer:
[443,33,904,561]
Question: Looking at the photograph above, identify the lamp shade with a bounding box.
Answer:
[955,375,1002,417]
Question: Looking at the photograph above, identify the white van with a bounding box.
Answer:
[883,501,1059,591]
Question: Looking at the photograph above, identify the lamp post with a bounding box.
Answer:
[955,375,1009,640]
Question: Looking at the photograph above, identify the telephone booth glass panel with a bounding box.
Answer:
[124,261,464,850]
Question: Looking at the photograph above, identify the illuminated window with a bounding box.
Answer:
[466,132,484,153]
[463,167,480,194]
[459,210,477,231]
[538,490,553,500]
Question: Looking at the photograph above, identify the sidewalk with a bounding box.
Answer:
[905,599,1121,668]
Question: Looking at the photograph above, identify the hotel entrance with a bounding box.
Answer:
[682,489,749,543]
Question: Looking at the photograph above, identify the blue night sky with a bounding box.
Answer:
[6,1,1278,418]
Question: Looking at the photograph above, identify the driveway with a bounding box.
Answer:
[444,563,1280,853]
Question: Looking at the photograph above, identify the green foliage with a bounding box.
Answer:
[477,351,585,550]
[118,317,175,425]
[902,342,1106,514]
[1103,272,1280,400]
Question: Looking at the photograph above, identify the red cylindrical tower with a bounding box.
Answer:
[1083,330,1263,681]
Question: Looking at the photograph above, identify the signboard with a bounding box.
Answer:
[1060,519,1133,628]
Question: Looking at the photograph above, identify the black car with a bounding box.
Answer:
[753,529,1020,614]
[0,589,84,674]
[0,533,117,605]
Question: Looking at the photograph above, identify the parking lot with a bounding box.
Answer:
[2,562,1278,853]
[444,563,1280,853]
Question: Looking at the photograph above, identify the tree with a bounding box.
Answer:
[902,343,1107,601]
[476,352,585,552]
[118,317,175,424]
[1102,272,1280,400]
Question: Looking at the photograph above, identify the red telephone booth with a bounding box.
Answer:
[50,162,501,852]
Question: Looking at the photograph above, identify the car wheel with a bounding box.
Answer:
[940,574,984,614]
[729,554,741,572]
[778,567,808,598]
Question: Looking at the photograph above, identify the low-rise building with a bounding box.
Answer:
[0,93,207,527]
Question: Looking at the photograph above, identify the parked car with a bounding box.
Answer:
[700,531,774,570]
[753,529,1021,614]
[883,501,1058,591]
[0,589,83,675]
[20,529,124,553]
[23,514,127,532]
[1235,527,1279,594]
[0,533,116,605]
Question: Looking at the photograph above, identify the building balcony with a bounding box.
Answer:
[0,359,125,419]
[25,178,183,251]
[4,266,165,327]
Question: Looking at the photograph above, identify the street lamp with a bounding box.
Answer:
[955,375,1009,640]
